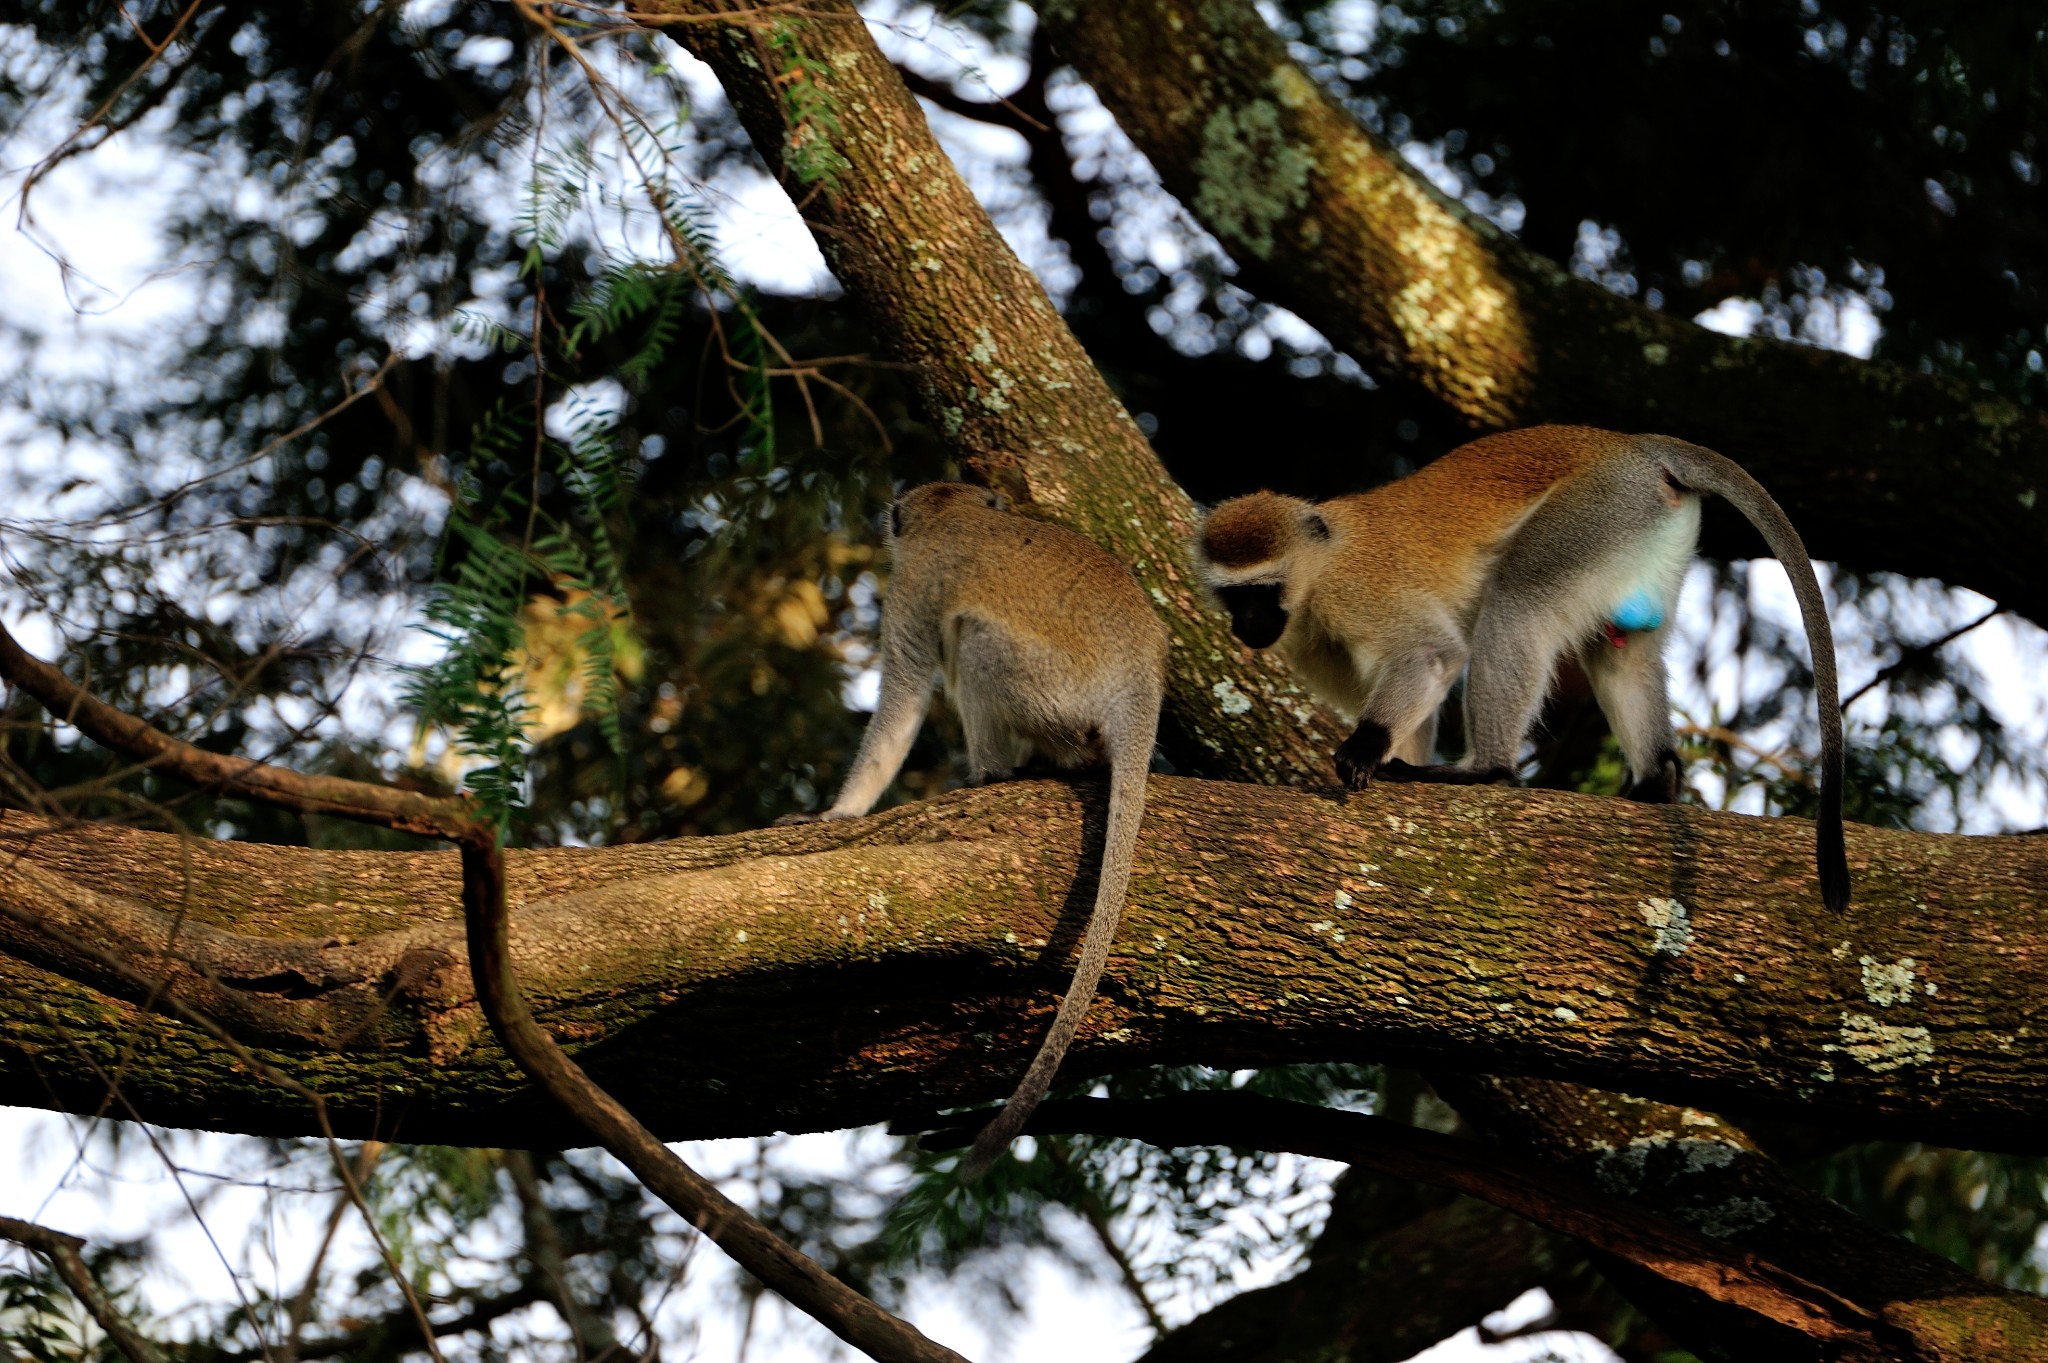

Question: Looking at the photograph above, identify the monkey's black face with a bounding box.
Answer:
[1216,582,1289,649]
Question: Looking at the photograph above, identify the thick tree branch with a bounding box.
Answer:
[1037,0,2048,622]
[1434,1075,2048,1360]
[2,777,2041,1150]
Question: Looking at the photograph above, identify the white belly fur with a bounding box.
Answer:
[1569,497,1700,638]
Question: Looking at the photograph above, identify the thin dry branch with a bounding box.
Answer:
[0,618,969,1363]
[0,1215,168,1363]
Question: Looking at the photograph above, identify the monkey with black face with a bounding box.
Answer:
[1194,426,1848,913]
[784,482,1170,1177]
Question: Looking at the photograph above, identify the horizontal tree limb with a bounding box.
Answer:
[2,776,2040,1151]
[0,603,966,1363]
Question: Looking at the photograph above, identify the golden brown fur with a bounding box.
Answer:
[1194,425,1848,911]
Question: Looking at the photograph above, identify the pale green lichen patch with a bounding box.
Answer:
[1860,954,1917,1007]
[1680,1139,1738,1174]
[1830,1012,1935,1073]
[1638,897,1692,955]
[1642,342,1671,365]
[1191,99,1312,260]
[1693,1196,1774,1237]
[1211,678,1253,715]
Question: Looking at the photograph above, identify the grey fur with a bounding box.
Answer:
[788,483,1169,1178]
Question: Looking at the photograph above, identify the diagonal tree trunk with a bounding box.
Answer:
[637,0,1343,786]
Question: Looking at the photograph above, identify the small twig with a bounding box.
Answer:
[505,1149,621,1357]
[1675,723,1815,788]
[1040,1138,1165,1337]
[0,1215,168,1363]
[279,1142,384,1363]
[18,0,215,217]
[1842,605,2003,711]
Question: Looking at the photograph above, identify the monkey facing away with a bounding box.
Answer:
[1194,425,1848,912]
[785,482,1170,1178]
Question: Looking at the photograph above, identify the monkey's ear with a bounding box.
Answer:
[1304,511,1332,541]
[889,501,905,538]
[982,487,1005,511]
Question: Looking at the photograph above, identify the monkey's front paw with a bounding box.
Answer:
[1332,746,1378,791]
[1333,722,1393,790]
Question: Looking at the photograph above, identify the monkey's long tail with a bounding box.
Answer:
[959,714,1157,1180]
[1664,442,1849,913]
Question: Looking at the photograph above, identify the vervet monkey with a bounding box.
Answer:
[1194,426,1848,913]
[784,482,1170,1177]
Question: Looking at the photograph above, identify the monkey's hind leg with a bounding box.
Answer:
[949,615,1034,783]
[1456,591,1576,786]
[1580,627,1683,802]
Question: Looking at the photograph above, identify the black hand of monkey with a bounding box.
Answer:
[1333,721,1392,791]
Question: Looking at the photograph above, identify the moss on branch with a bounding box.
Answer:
[3,784,2042,1150]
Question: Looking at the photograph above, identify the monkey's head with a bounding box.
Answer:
[887,481,1003,540]
[1194,492,1332,650]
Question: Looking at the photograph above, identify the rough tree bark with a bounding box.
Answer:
[1435,1075,2048,1361]
[1036,0,2048,624]
[4,787,2043,1149]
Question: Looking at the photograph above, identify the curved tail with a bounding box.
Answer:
[1659,441,1849,912]
[959,711,1157,1180]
